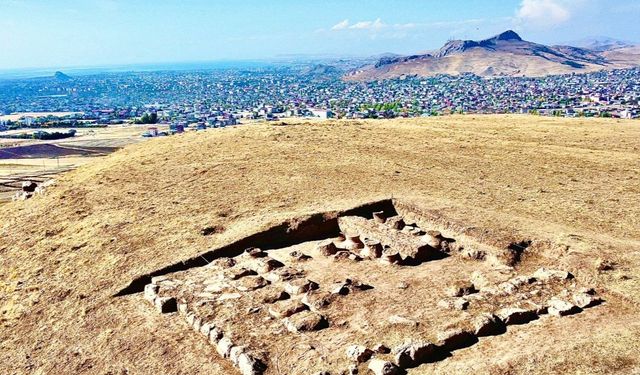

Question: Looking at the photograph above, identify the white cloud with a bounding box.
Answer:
[331,19,350,31]
[330,18,387,31]
[516,0,571,28]
[349,18,386,30]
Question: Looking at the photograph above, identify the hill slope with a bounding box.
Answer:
[1,116,640,374]
[347,31,639,80]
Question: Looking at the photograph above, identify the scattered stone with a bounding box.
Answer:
[373,211,386,223]
[470,271,491,289]
[393,341,436,368]
[151,275,170,285]
[209,327,223,344]
[509,275,536,287]
[264,266,305,282]
[224,267,258,280]
[237,352,266,375]
[284,278,319,295]
[341,233,365,251]
[396,282,409,290]
[333,251,353,261]
[154,297,177,314]
[230,346,247,366]
[380,248,402,265]
[201,226,225,236]
[368,359,401,375]
[317,240,339,256]
[547,298,581,316]
[362,239,383,258]
[21,181,38,193]
[473,313,504,337]
[436,328,476,351]
[331,282,351,296]
[386,216,405,230]
[374,344,391,354]
[185,312,196,326]
[218,293,242,301]
[421,230,442,249]
[216,337,234,358]
[262,290,290,304]
[522,300,548,315]
[289,251,312,261]
[498,281,518,295]
[191,316,202,332]
[573,289,601,308]
[302,291,336,310]
[446,281,476,297]
[210,257,237,269]
[595,258,615,272]
[177,300,188,315]
[268,299,309,319]
[283,310,328,333]
[348,253,363,261]
[244,247,266,258]
[388,315,419,327]
[236,275,269,292]
[496,307,538,325]
[438,298,469,311]
[533,268,574,282]
[200,322,213,336]
[144,283,159,303]
[346,345,373,363]
[249,257,284,273]
[463,248,486,261]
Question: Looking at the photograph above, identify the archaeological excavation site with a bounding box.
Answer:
[127,199,603,375]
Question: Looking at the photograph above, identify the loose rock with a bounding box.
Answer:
[547,298,581,316]
[496,307,537,325]
[346,345,373,363]
[283,310,328,333]
[284,278,319,295]
[436,328,476,351]
[368,359,401,375]
[268,299,309,319]
[393,341,436,368]
[446,281,476,297]
[473,313,504,337]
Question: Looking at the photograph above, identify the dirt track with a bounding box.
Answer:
[1,115,639,374]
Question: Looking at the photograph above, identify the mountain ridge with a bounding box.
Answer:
[347,30,640,81]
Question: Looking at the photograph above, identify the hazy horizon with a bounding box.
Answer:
[1,0,639,71]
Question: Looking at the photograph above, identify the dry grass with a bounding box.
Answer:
[1,115,639,374]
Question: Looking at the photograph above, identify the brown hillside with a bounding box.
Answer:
[1,116,640,374]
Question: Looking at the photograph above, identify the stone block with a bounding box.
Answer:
[369,359,401,375]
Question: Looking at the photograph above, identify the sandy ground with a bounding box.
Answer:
[0,124,169,202]
[0,115,639,374]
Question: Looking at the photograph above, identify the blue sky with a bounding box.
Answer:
[0,0,638,70]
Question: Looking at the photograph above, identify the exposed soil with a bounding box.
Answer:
[1,115,639,374]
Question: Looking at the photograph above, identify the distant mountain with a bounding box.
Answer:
[53,71,73,81]
[570,37,635,52]
[346,30,640,81]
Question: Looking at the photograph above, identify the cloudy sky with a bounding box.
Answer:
[0,0,638,70]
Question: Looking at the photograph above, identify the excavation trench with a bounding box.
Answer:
[115,199,397,296]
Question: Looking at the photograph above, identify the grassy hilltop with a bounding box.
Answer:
[1,115,639,374]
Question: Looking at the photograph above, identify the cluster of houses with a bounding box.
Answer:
[1,67,639,130]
